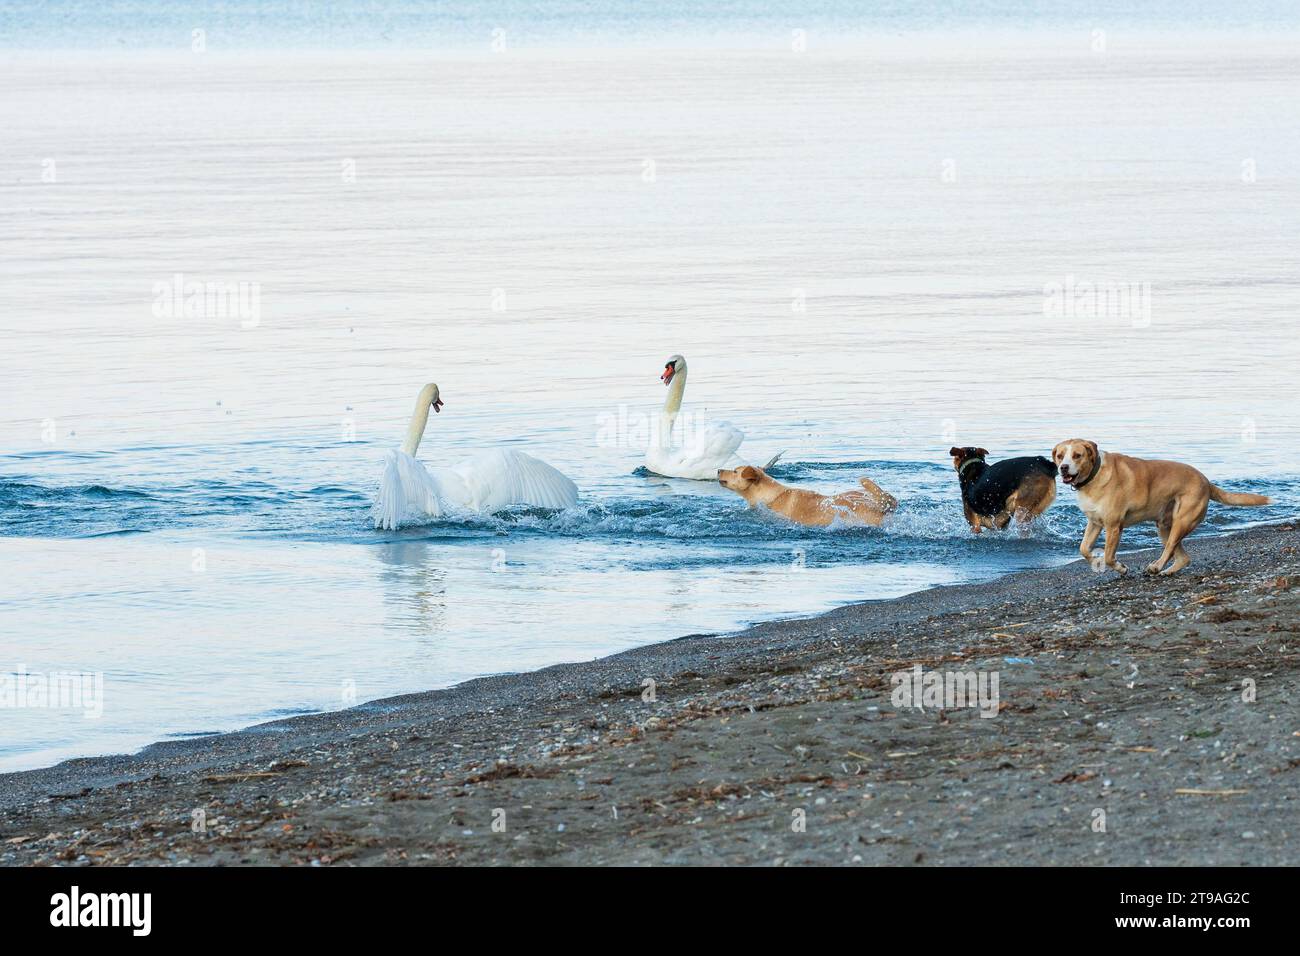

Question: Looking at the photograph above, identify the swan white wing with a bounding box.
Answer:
[372,449,448,529]
[451,448,579,513]
[684,420,744,464]
[646,420,745,479]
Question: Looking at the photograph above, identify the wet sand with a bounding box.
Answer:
[2,523,1298,866]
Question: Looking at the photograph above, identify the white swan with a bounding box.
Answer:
[372,383,578,530]
[644,355,780,480]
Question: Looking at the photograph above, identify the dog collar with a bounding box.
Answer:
[1072,453,1102,489]
[958,457,985,477]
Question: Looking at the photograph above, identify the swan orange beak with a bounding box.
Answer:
[661,365,674,385]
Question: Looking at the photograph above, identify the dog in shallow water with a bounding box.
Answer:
[948,447,1057,533]
[718,465,897,527]
[1052,439,1270,575]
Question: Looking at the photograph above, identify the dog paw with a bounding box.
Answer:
[1113,562,1128,575]
[1144,561,1163,575]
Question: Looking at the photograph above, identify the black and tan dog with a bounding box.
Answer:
[949,447,1057,533]
[1052,439,1270,575]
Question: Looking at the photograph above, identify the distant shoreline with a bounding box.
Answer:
[6,25,1300,57]
[3,521,1296,865]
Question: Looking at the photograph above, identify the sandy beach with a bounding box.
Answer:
[2,522,1296,866]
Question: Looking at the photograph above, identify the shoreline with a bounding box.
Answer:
[8,25,1300,51]
[2,522,1297,865]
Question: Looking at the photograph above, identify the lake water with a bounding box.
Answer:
[2,10,1298,771]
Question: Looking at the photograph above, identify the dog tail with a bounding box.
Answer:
[858,477,898,513]
[1031,456,1058,478]
[1209,485,1270,507]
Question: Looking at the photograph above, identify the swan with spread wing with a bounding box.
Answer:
[372,383,578,529]
[645,354,781,480]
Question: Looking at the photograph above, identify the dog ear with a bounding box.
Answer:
[948,447,962,458]
[739,465,761,480]
[1085,440,1099,459]
[974,447,989,458]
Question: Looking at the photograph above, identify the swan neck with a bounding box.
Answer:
[401,386,436,456]
[662,364,687,420]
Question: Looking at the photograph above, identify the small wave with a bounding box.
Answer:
[0,449,116,462]
[0,475,375,539]
[0,479,155,502]
[80,528,149,539]
[306,485,370,500]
